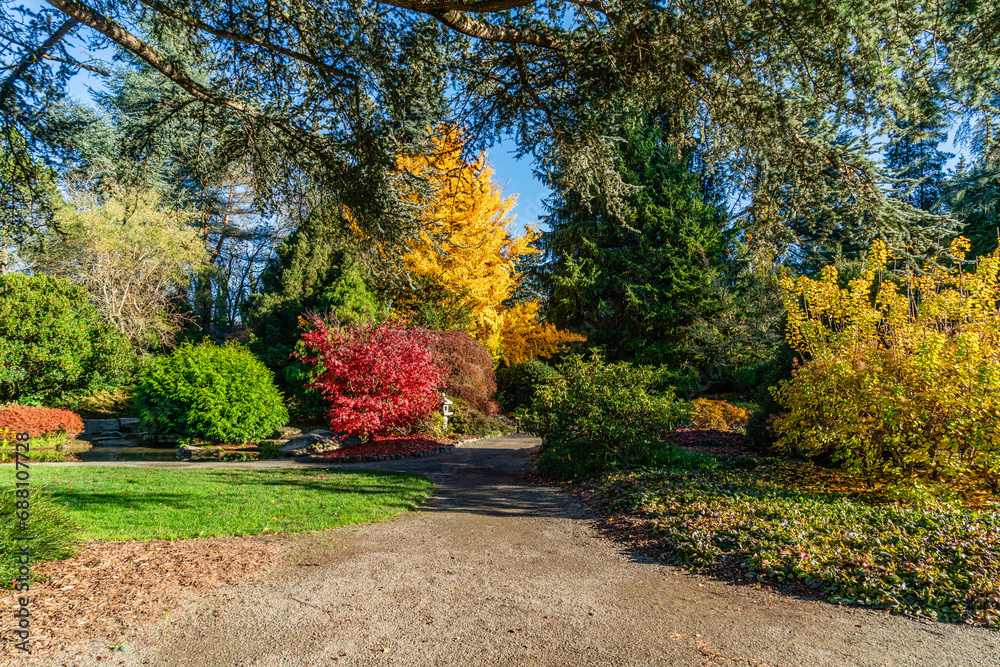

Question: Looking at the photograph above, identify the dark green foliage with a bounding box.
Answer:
[249,210,381,418]
[0,131,60,259]
[0,274,133,403]
[946,159,1000,258]
[681,247,787,390]
[739,343,797,451]
[883,120,952,214]
[519,354,692,478]
[598,464,1000,627]
[495,360,559,412]
[1,487,79,587]
[542,111,728,366]
[447,399,512,438]
[134,341,288,444]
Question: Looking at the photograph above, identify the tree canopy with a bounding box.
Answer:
[3,0,998,256]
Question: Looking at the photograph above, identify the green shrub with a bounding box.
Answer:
[496,360,559,412]
[57,387,136,418]
[0,487,79,586]
[134,341,289,444]
[447,399,512,437]
[0,274,133,403]
[519,354,691,478]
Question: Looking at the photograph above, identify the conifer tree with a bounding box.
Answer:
[541,111,728,366]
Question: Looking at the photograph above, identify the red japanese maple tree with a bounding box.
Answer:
[296,316,444,439]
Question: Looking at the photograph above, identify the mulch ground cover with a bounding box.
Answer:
[309,434,458,461]
[0,536,276,664]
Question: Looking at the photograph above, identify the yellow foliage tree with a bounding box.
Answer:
[391,126,584,365]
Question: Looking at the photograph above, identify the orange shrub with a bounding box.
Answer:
[0,405,85,438]
[690,398,749,430]
[425,331,499,416]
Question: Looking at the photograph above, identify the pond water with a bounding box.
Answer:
[75,446,178,462]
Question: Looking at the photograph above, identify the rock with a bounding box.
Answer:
[118,418,141,433]
[177,445,226,461]
[83,419,119,435]
[278,430,342,457]
[270,426,303,440]
[91,437,138,447]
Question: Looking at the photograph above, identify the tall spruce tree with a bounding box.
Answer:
[248,207,381,416]
[884,121,952,213]
[541,111,728,366]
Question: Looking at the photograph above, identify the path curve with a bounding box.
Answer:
[59,435,1000,665]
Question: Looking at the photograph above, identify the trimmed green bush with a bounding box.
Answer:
[519,354,691,478]
[496,360,559,412]
[0,274,133,403]
[134,341,289,444]
[1,487,79,586]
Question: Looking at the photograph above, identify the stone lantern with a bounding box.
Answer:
[441,393,455,430]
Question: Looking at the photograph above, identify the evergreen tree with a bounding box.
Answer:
[541,112,728,366]
[248,207,381,416]
[884,121,952,213]
[5,0,998,257]
[945,158,1000,259]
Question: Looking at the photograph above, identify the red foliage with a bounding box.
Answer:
[311,435,450,460]
[296,317,444,438]
[0,405,85,438]
[425,330,499,416]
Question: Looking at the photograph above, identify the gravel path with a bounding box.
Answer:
[47,435,1000,666]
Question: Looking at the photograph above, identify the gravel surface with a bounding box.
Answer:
[14,434,1000,666]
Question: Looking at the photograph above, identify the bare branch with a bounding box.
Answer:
[40,54,111,76]
[45,0,258,116]
[0,17,79,109]
[432,10,556,49]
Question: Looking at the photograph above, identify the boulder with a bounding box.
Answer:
[277,429,359,456]
[177,445,226,461]
[118,418,141,433]
[270,426,303,440]
[83,419,119,435]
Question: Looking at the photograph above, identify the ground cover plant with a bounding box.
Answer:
[15,466,434,542]
[595,460,1000,627]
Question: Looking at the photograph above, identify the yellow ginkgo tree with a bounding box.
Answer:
[389,126,584,365]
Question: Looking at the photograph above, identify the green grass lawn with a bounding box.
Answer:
[29,466,434,541]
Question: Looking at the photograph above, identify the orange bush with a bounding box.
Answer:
[0,405,85,438]
[690,398,749,430]
[425,330,499,416]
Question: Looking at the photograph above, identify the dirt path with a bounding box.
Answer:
[36,435,1000,666]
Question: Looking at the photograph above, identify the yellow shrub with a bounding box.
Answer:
[690,398,749,430]
[774,238,1000,488]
